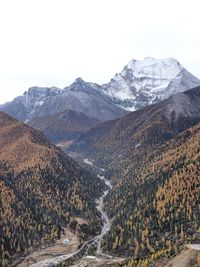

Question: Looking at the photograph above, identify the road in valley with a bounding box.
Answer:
[165,245,200,267]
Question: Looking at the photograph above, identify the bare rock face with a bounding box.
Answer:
[0,86,61,122]
[38,78,128,121]
[165,87,200,122]
[0,79,127,122]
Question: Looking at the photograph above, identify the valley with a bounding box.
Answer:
[69,87,200,265]
[15,159,120,267]
[0,59,200,267]
[18,153,200,267]
[0,112,105,266]
[15,229,79,267]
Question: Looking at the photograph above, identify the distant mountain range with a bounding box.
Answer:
[0,79,127,122]
[0,57,199,125]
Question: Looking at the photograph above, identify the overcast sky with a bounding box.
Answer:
[0,0,200,104]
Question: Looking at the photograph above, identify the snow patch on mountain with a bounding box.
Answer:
[0,80,127,122]
[1,86,61,122]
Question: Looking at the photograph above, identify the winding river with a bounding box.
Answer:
[30,158,112,266]
[96,174,112,254]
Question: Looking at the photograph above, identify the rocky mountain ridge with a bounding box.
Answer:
[0,78,127,122]
[1,57,199,123]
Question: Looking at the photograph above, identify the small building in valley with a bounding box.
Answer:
[63,239,70,245]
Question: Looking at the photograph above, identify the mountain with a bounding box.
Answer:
[0,86,61,122]
[1,58,199,123]
[0,111,105,266]
[103,57,200,111]
[28,109,100,143]
[103,121,200,264]
[38,78,128,121]
[0,78,127,122]
[70,86,200,168]
[69,87,200,260]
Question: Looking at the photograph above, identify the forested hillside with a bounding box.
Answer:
[28,109,99,143]
[103,122,200,262]
[70,87,200,177]
[69,87,200,262]
[0,112,105,266]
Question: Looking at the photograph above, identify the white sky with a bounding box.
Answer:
[0,0,200,104]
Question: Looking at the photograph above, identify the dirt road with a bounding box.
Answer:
[165,248,199,267]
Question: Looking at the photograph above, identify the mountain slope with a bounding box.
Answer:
[28,109,99,143]
[70,86,200,172]
[69,87,200,260]
[0,111,104,266]
[103,57,200,111]
[102,121,200,264]
[0,78,127,122]
[37,78,127,121]
[0,86,61,122]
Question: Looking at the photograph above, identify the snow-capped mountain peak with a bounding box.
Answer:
[1,86,61,122]
[23,86,61,107]
[124,57,182,79]
[103,57,200,111]
[1,57,200,122]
